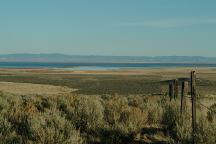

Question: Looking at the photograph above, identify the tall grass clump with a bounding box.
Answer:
[161,100,193,143]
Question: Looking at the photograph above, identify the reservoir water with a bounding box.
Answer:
[0,62,216,70]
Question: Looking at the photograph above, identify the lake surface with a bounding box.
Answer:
[0,62,216,70]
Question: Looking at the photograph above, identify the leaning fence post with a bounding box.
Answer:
[174,79,178,99]
[181,81,188,114]
[191,71,197,144]
[169,81,174,101]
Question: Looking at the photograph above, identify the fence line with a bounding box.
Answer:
[166,71,216,144]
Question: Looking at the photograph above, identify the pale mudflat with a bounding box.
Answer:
[1,67,216,75]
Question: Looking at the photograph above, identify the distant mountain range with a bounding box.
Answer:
[0,54,216,63]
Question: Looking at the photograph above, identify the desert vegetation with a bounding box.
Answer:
[0,91,215,144]
[1,68,216,95]
[0,69,216,143]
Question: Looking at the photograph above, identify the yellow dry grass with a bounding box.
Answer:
[0,82,76,95]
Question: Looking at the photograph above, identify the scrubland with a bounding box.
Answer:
[0,92,216,144]
[0,68,216,144]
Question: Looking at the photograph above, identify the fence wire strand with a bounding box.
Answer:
[196,101,216,113]
[181,94,216,115]
[184,92,216,112]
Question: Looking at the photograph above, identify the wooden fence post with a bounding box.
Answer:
[181,81,188,114]
[174,79,178,99]
[169,81,174,101]
[191,71,197,144]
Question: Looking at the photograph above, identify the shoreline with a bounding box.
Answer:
[0,67,216,75]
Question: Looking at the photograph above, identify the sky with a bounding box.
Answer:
[0,0,216,56]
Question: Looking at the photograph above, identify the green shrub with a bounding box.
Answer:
[29,109,84,144]
[64,95,104,132]
[104,96,128,125]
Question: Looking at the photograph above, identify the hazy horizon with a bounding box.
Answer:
[0,53,216,64]
[1,53,216,58]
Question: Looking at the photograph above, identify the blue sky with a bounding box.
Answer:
[0,0,216,56]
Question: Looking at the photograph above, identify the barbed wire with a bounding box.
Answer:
[195,93,216,112]
[178,93,216,115]
[183,96,216,113]
[196,101,216,113]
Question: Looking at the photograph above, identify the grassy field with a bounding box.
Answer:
[0,68,216,95]
[0,82,75,95]
[0,68,215,143]
[0,71,161,95]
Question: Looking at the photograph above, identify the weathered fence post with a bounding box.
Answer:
[174,79,178,99]
[181,81,188,114]
[191,71,197,144]
[169,81,174,101]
